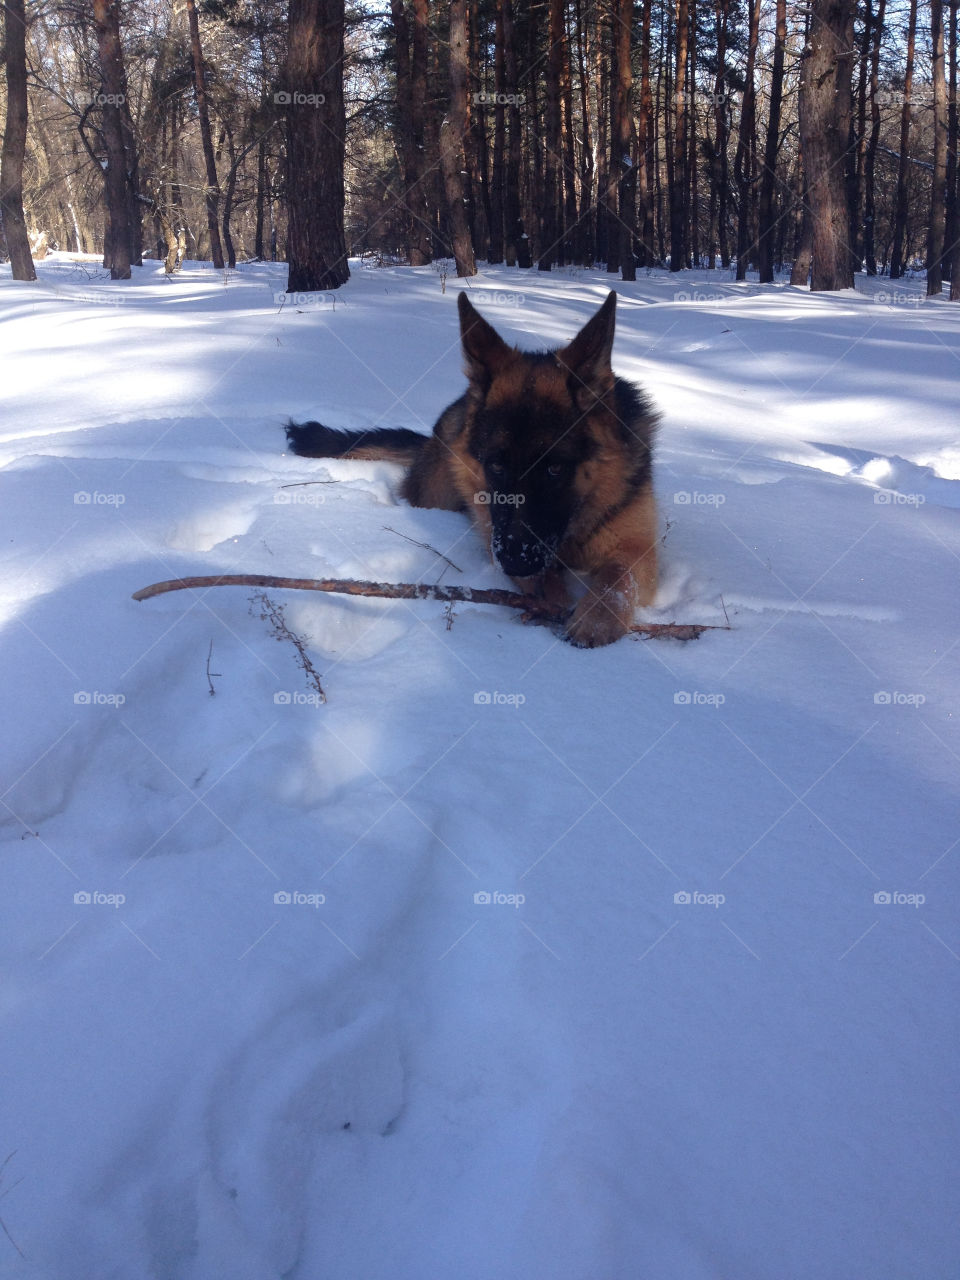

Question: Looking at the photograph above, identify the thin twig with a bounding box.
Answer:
[382,526,463,573]
[132,575,728,641]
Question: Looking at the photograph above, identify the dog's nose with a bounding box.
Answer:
[493,533,547,578]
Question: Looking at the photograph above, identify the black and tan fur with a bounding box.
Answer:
[285,291,659,647]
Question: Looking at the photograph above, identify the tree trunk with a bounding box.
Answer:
[926,0,948,295]
[538,0,563,269]
[0,0,37,281]
[670,0,689,270]
[713,0,730,267]
[757,0,786,282]
[409,0,432,264]
[439,0,477,276]
[947,0,959,299]
[285,0,350,290]
[637,0,655,264]
[862,0,885,275]
[488,0,506,264]
[889,0,917,279]
[798,0,856,290]
[615,0,636,279]
[733,0,759,280]
[502,0,525,265]
[92,0,135,279]
[185,0,224,268]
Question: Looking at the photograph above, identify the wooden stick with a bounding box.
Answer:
[131,574,727,640]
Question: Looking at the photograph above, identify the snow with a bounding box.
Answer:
[1,254,958,1279]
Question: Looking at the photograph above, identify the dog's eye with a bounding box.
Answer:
[489,462,505,475]
[547,463,564,478]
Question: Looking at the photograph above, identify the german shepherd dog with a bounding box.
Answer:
[285,291,659,647]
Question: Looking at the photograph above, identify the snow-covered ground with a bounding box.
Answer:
[1,254,958,1279]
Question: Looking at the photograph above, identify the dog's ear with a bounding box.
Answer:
[458,292,512,388]
[557,291,617,403]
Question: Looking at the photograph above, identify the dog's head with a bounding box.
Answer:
[458,291,618,579]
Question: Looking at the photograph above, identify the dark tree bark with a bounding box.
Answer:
[926,0,948,295]
[614,0,636,279]
[538,0,563,269]
[561,14,579,264]
[409,0,432,264]
[92,0,135,279]
[712,0,730,267]
[670,0,689,270]
[947,0,959,299]
[798,0,856,290]
[637,0,655,264]
[439,0,476,276]
[734,0,760,280]
[862,0,886,275]
[285,0,350,290]
[687,3,699,266]
[502,0,526,265]
[185,0,223,268]
[889,0,918,279]
[0,0,37,280]
[757,0,786,282]
[574,0,596,264]
[488,0,506,263]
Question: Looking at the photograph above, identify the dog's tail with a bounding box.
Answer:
[285,420,427,465]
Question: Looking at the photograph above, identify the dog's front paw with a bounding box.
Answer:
[564,595,631,648]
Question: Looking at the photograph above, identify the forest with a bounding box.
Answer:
[1,0,958,293]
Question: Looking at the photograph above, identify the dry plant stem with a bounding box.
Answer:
[249,591,327,702]
[133,575,728,640]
